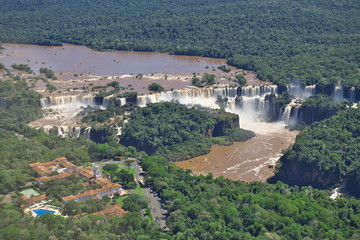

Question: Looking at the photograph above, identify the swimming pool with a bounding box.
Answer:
[32,209,56,216]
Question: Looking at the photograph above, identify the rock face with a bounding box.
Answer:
[206,109,240,137]
[88,125,117,144]
[346,174,360,198]
[268,156,341,189]
[269,108,360,197]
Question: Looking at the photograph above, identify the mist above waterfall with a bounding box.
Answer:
[287,84,316,99]
[30,94,106,137]
[136,85,281,132]
[32,82,359,139]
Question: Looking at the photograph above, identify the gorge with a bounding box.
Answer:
[2,44,358,183]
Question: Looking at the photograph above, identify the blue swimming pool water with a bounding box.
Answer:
[33,209,56,216]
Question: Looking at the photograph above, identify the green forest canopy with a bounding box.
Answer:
[121,102,254,161]
[271,107,360,197]
[0,72,360,239]
[1,0,359,87]
[141,156,360,240]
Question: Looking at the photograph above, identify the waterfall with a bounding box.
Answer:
[241,85,277,97]
[135,85,278,121]
[119,97,127,106]
[227,98,236,112]
[348,87,356,101]
[58,127,65,137]
[40,97,51,108]
[278,106,284,121]
[333,85,344,100]
[136,85,277,106]
[34,84,294,139]
[72,126,81,138]
[102,96,110,108]
[278,99,301,125]
[84,127,91,139]
[39,94,99,109]
[305,85,316,97]
[281,105,292,123]
[289,106,299,125]
[287,84,315,99]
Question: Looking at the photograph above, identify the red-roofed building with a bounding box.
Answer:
[35,172,74,183]
[61,184,124,203]
[29,157,77,177]
[92,204,128,218]
[21,194,47,207]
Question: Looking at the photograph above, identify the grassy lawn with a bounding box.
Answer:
[134,184,144,195]
[115,183,144,205]
[120,167,135,176]
[116,195,128,206]
[102,163,145,206]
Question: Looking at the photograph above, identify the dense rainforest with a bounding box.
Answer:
[1,0,359,88]
[0,79,42,129]
[1,72,360,239]
[1,1,360,237]
[0,76,165,239]
[141,156,360,240]
[270,108,360,197]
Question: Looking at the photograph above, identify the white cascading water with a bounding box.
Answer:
[72,126,81,138]
[102,96,111,108]
[34,83,357,138]
[279,99,300,125]
[35,94,107,138]
[136,85,279,126]
[332,84,359,102]
[333,85,344,100]
[349,87,356,102]
[84,127,92,139]
[281,105,292,123]
[287,84,316,99]
[40,94,97,108]
[119,97,127,106]
[138,85,276,108]
[291,107,299,125]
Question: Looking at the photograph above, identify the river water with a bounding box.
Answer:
[1,43,297,182]
[1,43,241,94]
[0,43,227,75]
[176,120,298,182]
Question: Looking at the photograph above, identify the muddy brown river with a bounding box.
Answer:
[1,43,245,94]
[1,43,227,75]
[1,43,298,182]
[176,121,298,182]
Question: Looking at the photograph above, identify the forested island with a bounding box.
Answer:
[1,0,360,239]
[121,102,255,161]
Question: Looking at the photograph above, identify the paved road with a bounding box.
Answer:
[142,187,167,228]
[131,160,167,228]
[97,158,167,228]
